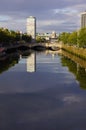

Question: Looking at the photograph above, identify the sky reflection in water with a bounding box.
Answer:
[0,51,86,130]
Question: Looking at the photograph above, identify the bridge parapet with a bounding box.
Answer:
[45,42,62,48]
[26,42,62,49]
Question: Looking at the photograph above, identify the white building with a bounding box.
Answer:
[27,16,36,42]
[81,11,86,28]
[50,31,57,38]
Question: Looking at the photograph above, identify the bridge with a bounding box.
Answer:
[4,42,62,52]
[26,42,62,48]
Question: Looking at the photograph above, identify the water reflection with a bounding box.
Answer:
[60,50,86,89]
[0,53,19,74]
[0,50,86,129]
[26,52,36,72]
[0,50,86,89]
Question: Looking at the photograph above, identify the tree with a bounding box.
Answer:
[68,31,77,45]
[22,34,32,43]
[78,28,86,47]
[58,32,70,44]
[36,36,46,43]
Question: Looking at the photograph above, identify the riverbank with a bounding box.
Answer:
[61,44,86,60]
[1,42,86,60]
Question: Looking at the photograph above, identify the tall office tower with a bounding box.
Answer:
[27,16,36,42]
[81,11,86,28]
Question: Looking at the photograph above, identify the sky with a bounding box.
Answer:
[0,0,86,33]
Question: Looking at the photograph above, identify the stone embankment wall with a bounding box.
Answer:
[61,44,86,60]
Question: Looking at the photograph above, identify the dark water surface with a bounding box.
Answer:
[0,50,86,130]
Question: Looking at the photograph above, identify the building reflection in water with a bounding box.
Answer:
[26,52,36,72]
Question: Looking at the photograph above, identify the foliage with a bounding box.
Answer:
[58,32,70,44]
[36,36,46,43]
[58,28,86,48]
[68,31,77,45]
[0,28,32,46]
[78,28,86,47]
[22,33,32,42]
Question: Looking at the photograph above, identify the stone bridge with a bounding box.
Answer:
[5,42,62,52]
[27,42,62,48]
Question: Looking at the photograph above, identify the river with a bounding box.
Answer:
[0,49,86,130]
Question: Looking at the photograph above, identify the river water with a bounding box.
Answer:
[0,50,86,130]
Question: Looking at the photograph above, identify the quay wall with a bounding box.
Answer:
[61,44,86,60]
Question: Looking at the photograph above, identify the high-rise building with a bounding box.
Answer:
[81,11,86,28]
[27,16,36,42]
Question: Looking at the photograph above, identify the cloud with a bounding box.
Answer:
[62,95,82,104]
[0,0,86,33]
[0,15,11,22]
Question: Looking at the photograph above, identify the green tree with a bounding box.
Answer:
[36,36,46,43]
[22,34,32,43]
[68,31,77,45]
[58,32,70,44]
[78,28,86,47]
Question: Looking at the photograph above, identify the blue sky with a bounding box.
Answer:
[0,0,86,33]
